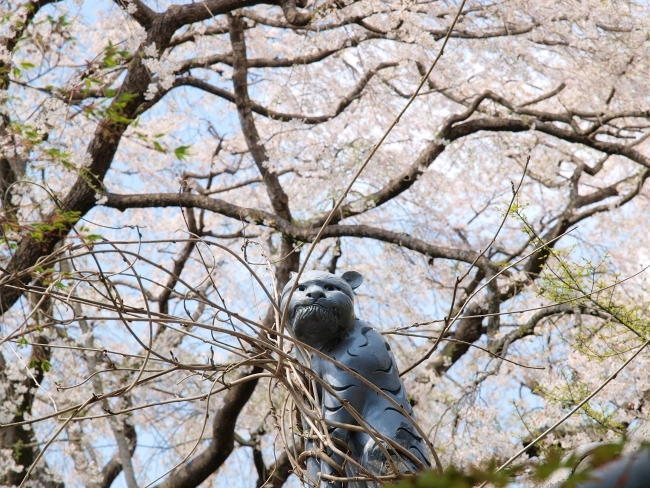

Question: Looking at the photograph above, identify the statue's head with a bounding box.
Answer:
[280,270,363,349]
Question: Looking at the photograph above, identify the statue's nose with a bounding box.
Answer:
[306,286,325,300]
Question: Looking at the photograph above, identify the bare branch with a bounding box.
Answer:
[177,62,396,124]
[519,82,566,107]
[426,22,534,40]
[169,23,230,48]
[177,34,378,72]
[491,304,614,357]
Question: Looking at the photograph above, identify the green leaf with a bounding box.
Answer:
[174,145,191,161]
[103,56,117,68]
[28,358,52,373]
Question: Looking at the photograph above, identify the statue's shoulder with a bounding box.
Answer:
[346,319,381,341]
[341,320,394,369]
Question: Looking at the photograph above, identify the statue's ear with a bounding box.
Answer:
[289,271,297,282]
[341,271,363,289]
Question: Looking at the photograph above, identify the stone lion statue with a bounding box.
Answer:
[280,270,430,487]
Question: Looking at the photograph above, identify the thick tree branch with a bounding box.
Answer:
[0,294,61,487]
[98,422,137,488]
[569,169,650,224]
[447,92,650,164]
[427,303,486,377]
[113,0,157,28]
[228,13,299,285]
[101,191,496,274]
[266,451,294,488]
[157,240,195,315]
[278,0,311,25]
[165,0,270,31]
[154,367,262,488]
[136,0,304,35]
[228,14,292,221]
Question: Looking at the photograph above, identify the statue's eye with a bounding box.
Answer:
[325,285,339,291]
[298,285,306,292]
